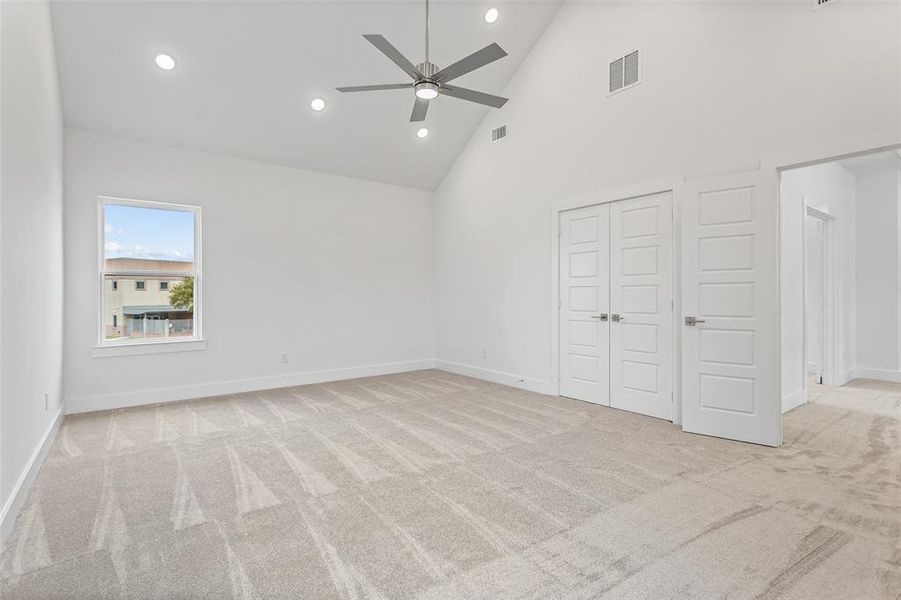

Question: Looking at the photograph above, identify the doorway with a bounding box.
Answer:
[558,191,674,420]
[780,147,901,415]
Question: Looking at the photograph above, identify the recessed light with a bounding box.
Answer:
[484,8,499,24]
[416,128,429,139]
[310,98,326,112]
[155,54,176,71]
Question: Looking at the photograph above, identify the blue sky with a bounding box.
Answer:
[104,204,194,261]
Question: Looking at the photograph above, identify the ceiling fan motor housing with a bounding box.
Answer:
[416,61,440,81]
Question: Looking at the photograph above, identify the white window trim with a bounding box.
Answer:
[96,196,204,356]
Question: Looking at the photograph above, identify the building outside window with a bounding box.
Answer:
[100,197,201,344]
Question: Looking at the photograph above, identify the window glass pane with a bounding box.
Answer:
[104,274,195,341]
[104,204,194,262]
[102,203,196,343]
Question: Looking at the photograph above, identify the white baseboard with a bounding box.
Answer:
[1,406,64,550]
[838,369,856,386]
[782,389,806,414]
[434,359,555,395]
[66,359,436,414]
[849,367,901,384]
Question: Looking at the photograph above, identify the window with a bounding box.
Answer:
[99,197,201,346]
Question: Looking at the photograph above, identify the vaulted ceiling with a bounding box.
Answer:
[50,0,562,190]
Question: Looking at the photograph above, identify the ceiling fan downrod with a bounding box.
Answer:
[419,0,438,80]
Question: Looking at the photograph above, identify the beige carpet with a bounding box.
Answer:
[1,370,899,599]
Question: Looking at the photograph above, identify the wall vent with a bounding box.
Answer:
[609,50,640,95]
[490,125,507,143]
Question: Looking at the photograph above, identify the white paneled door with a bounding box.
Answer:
[681,171,781,447]
[559,204,610,405]
[610,193,673,419]
[559,193,674,420]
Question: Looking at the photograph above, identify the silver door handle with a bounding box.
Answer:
[611,314,624,322]
[591,314,608,321]
[684,316,706,326]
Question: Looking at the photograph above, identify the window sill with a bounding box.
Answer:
[92,338,207,358]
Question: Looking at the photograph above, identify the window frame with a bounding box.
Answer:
[96,196,203,353]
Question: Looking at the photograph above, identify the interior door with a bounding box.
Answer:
[681,171,781,447]
[805,214,825,383]
[559,204,610,405]
[609,192,673,419]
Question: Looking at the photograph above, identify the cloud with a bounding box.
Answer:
[104,242,191,261]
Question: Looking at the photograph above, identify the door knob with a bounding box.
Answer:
[684,316,706,326]
[591,314,608,321]
[611,314,624,322]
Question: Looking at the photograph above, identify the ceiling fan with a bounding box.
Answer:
[336,0,509,122]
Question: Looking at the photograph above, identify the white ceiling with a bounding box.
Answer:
[838,149,901,176]
[49,0,562,190]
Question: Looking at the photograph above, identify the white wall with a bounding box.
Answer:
[64,129,435,412]
[0,0,65,542]
[781,162,857,399]
[433,0,899,392]
[855,166,901,376]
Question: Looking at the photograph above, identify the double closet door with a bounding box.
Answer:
[559,192,674,420]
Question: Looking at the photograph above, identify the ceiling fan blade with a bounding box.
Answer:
[410,96,429,122]
[440,85,508,109]
[336,83,412,92]
[363,34,423,80]
[434,43,507,83]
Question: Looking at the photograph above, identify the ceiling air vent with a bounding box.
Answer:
[609,50,640,95]
[491,125,507,143]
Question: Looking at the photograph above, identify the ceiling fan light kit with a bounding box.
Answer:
[415,81,439,100]
[336,0,509,123]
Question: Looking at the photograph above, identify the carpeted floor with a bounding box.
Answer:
[1,370,899,599]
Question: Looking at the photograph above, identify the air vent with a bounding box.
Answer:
[609,50,640,95]
[490,125,507,143]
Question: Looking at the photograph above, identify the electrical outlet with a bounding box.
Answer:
[44,392,49,411]
[481,348,488,360]
[281,353,289,364]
